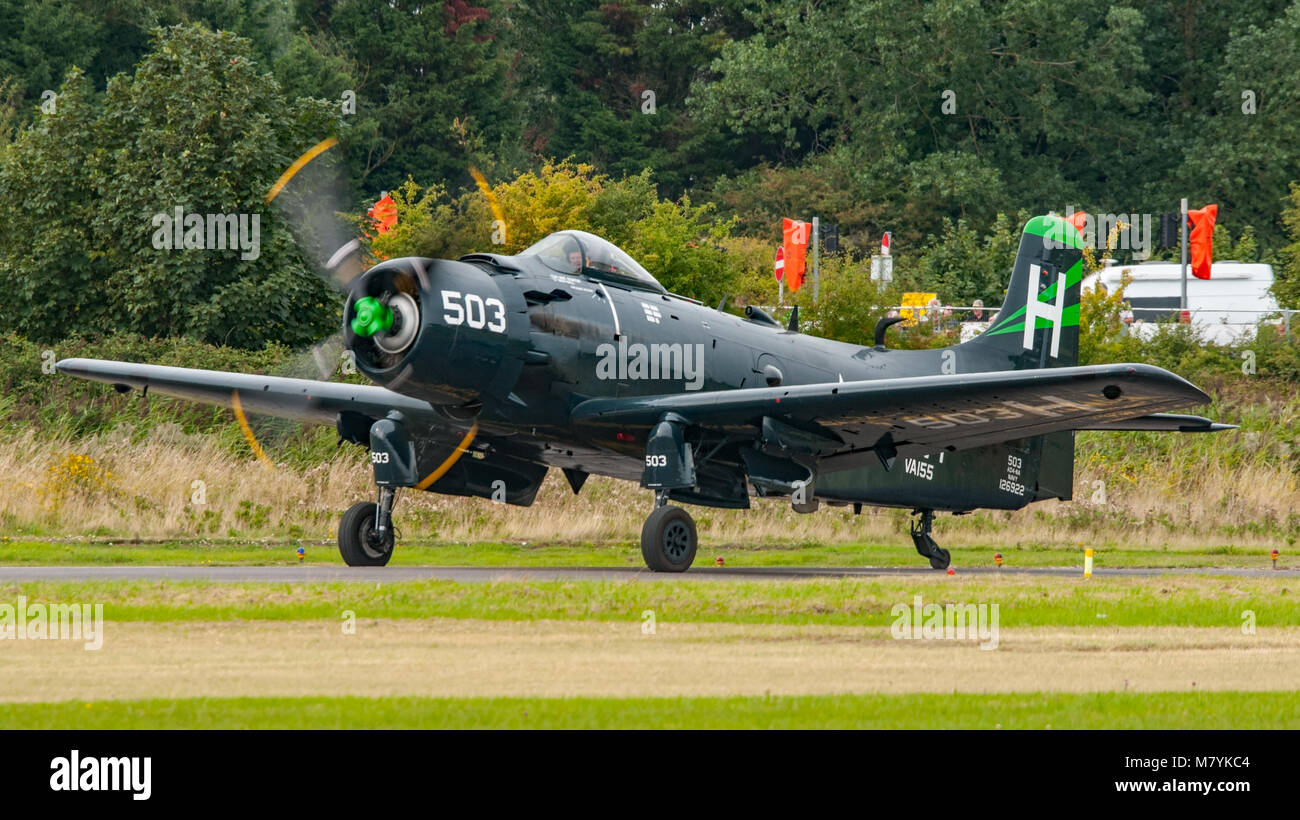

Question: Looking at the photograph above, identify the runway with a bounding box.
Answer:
[0,565,1295,582]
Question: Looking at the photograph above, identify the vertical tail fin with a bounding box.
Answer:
[962,215,1084,370]
[959,214,1085,503]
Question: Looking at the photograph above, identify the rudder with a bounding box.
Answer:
[962,214,1084,370]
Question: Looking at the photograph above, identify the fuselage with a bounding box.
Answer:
[345,247,1071,514]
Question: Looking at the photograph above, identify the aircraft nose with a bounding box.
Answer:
[345,257,528,405]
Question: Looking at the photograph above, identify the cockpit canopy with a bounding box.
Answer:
[519,230,665,294]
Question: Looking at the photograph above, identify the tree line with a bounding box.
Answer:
[3,1,1300,350]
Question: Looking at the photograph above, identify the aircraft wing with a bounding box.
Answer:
[572,363,1220,456]
[55,358,439,426]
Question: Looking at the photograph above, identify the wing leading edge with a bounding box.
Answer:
[55,358,437,426]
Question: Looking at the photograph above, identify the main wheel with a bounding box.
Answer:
[338,501,394,567]
[640,505,698,572]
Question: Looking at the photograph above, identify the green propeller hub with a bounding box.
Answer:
[351,296,393,338]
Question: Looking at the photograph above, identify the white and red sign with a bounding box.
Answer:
[774,245,785,281]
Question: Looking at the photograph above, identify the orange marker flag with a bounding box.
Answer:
[782,218,810,292]
[1188,204,1217,280]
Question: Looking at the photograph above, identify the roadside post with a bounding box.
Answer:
[812,216,820,304]
[774,245,785,305]
[1180,198,1189,313]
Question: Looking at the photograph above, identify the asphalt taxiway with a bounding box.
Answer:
[0,565,1295,582]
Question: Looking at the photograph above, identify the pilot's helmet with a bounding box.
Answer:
[524,232,586,274]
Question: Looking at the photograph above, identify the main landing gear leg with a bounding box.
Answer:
[340,411,416,567]
[910,508,951,571]
[640,491,698,573]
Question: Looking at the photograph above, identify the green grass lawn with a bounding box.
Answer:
[5,691,1297,729]
[4,576,1298,627]
[0,536,1291,570]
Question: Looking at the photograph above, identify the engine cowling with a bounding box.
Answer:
[344,257,529,406]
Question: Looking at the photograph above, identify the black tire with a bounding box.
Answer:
[338,501,394,567]
[640,505,698,572]
[929,547,951,571]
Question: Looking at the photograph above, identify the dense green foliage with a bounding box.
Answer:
[2,2,1300,355]
[369,161,744,306]
[0,26,340,347]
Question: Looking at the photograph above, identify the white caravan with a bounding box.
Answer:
[1082,261,1284,345]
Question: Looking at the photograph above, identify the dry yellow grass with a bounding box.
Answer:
[1,619,1296,701]
[1,428,1295,547]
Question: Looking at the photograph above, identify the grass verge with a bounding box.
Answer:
[3,576,1298,627]
[4,691,1297,729]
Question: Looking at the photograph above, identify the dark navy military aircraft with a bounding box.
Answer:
[58,214,1231,570]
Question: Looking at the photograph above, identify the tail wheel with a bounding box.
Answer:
[338,501,394,567]
[910,508,949,570]
[928,546,951,571]
[640,505,698,572]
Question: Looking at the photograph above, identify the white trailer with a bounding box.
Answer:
[1082,261,1284,345]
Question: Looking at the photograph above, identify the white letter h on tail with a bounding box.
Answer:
[1023,263,1066,358]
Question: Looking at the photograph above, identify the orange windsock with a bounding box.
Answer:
[782,218,810,292]
[369,193,398,235]
[1188,204,1217,280]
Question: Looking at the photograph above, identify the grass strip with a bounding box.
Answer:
[4,691,1297,729]
[2,576,1297,627]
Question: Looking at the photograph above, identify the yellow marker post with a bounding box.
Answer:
[1084,548,1094,579]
